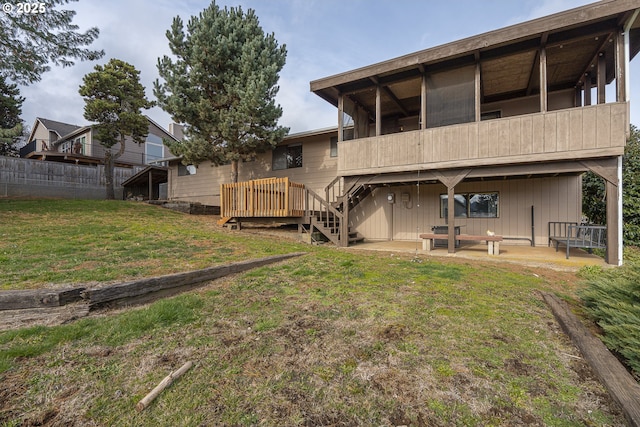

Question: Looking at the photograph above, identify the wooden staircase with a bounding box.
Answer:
[216,177,371,247]
[305,181,371,247]
[307,210,364,246]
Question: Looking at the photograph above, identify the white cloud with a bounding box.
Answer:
[15,0,640,135]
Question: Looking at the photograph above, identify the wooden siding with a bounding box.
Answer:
[349,176,581,246]
[339,103,628,175]
[168,132,339,206]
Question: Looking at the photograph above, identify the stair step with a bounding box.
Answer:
[348,232,365,244]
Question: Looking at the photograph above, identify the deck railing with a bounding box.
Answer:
[220,177,305,218]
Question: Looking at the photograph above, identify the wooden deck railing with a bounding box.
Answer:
[220,177,305,218]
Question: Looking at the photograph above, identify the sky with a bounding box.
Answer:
[15,0,640,135]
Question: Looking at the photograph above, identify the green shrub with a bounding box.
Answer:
[578,258,640,377]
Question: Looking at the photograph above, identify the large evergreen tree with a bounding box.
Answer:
[154,2,288,183]
[583,125,640,246]
[79,59,153,199]
[0,76,24,156]
[0,0,103,85]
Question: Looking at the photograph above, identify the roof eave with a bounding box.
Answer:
[310,0,640,94]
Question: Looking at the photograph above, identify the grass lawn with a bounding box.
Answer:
[0,200,626,426]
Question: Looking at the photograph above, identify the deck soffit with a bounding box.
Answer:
[311,0,640,112]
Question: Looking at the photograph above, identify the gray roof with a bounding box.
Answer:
[37,117,83,138]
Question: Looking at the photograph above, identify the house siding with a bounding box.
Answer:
[349,175,581,246]
[168,132,338,206]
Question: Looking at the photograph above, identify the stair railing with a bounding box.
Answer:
[305,187,346,246]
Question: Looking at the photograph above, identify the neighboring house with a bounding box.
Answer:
[166,0,640,265]
[20,116,179,199]
[21,116,178,167]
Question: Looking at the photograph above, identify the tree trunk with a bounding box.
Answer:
[105,150,115,200]
[231,159,238,183]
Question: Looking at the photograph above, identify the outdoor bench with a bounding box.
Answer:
[419,233,504,255]
[548,222,606,259]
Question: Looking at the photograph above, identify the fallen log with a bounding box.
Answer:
[136,360,194,412]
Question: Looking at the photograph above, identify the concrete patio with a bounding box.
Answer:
[347,240,608,271]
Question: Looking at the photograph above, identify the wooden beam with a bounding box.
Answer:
[370,76,410,117]
[475,54,481,122]
[527,33,547,97]
[575,84,583,107]
[421,71,427,130]
[616,30,627,102]
[432,169,471,189]
[310,1,639,92]
[580,158,619,184]
[338,93,344,142]
[539,46,548,112]
[148,170,153,200]
[606,178,620,265]
[597,51,607,104]
[584,72,592,105]
[447,186,456,254]
[579,157,621,265]
[376,85,381,136]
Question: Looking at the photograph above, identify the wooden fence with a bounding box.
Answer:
[0,156,143,199]
[220,177,305,218]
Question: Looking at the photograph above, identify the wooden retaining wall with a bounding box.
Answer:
[543,292,640,427]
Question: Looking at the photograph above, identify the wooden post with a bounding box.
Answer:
[475,59,481,122]
[148,169,153,200]
[421,73,427,130]
[284,177,290,216]
[597,52,606,104]
[575,84,583,107]
[338,94,344,142]
[615,30,626,103]
[341,203,349,247]
[584,73,592,106]
[447,186,455,254]
[539,46,548,113]
[376,85,382,136]
[581,158,622,266]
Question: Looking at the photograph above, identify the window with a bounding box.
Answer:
[60,136,85,154]
[145,133,165,164]
[330,137,338,157]
[73,136,86,154]
[272,143,302,170]
[178,164,196,176]
[440,192,499,218]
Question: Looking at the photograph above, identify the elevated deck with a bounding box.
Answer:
[220,177,305,218]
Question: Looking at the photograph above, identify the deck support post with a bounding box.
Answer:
[581,158,622,265]
[433,169,471,254]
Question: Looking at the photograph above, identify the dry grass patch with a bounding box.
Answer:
[1,251,627,426]
[0,200,627,426]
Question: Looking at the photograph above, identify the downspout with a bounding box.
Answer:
[623,10,639,105]
[617,155,623,266]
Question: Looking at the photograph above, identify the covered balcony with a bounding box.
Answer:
[311,1,639,175]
